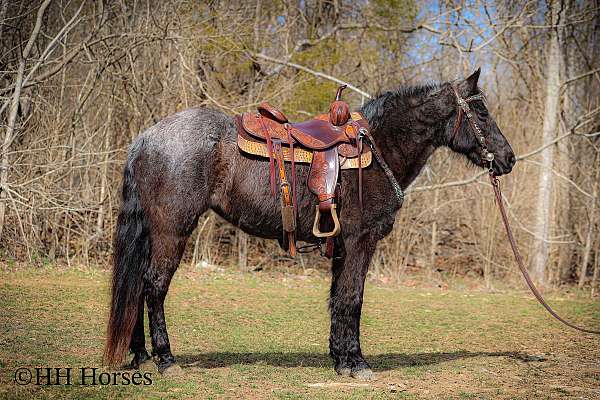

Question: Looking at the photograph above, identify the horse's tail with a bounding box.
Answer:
[104,138,151,366]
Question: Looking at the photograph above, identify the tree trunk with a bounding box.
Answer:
[0,0,51,241]
[556,1,576,283]
[530,0,563,286]
[0,0,8,45]
[428,189,439,282]
[591,250,599,298]
[0,61,25,242]
[579,155,599,287]
[237,231,249,271]
[96,104,113,237]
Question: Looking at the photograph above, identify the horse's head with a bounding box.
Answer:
[434,69,516,176]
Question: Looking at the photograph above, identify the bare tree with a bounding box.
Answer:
[0,0,597,293]
[530,0,564,286]
[0,0,52,242]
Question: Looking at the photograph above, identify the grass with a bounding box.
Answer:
[0,266,599,399]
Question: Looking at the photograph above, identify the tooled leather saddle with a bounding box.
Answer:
[236,85,371,257]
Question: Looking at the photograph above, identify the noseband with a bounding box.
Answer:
[450,84,495,168]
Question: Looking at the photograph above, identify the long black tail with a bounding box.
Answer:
[104,139,151,365]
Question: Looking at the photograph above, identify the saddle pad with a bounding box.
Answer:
[237,130,372,169]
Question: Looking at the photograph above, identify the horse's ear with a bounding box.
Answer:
[458,67,481,95]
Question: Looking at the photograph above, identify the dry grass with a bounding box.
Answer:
[1,266,599,399]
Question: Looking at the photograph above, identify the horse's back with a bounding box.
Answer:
[133,107,232,164]
[124,107,235,234]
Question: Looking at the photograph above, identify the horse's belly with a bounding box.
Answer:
[210,150,318,242]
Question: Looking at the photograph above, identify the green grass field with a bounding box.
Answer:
[1,267,599,399]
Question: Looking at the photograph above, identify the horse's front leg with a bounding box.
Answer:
[329,233,377,380]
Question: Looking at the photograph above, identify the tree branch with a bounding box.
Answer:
[562,67,600,87]
[249,52,372,99]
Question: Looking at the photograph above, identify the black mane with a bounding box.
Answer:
[360,82,442,132]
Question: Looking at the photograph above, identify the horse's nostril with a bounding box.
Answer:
[508,154,516,167]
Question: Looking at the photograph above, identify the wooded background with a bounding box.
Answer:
[1,0,598,291]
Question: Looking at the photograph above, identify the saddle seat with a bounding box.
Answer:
[242,109,368,151]
[256,103,355,149]
[236,85,372,258]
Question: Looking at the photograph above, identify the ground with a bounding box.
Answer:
[0,266,599,399]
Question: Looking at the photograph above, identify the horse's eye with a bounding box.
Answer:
[474,103,488,117]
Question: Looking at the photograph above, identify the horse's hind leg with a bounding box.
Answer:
[129,295,151,368]
[144,225,193,375]
[143,191,208,374]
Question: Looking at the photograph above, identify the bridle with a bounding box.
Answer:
[450,84,495,169]
[451,83,600,335]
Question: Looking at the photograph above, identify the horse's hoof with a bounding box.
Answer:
[351,367,375,380]
[128,351,152,370]
[335,366,351,377]
[161,364,183,377]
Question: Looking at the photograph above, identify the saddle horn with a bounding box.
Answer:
[330,85,350,126]
[335,85,347,101]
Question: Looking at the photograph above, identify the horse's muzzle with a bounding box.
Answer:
[493,152,516,176]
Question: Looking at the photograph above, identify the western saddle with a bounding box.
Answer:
[236,85,372,257]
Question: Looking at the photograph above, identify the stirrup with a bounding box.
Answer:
[312,204,341,238]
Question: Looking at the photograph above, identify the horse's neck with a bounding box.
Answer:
[370,121,438,190]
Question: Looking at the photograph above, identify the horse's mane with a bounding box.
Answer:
[360,82,442,132]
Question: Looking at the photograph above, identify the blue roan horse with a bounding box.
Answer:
[104,69,515,379]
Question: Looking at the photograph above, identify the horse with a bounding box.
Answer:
[104,68,516,379]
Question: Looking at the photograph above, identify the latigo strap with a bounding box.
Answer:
[273,140,296,256]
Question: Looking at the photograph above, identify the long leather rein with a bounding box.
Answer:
[452,84,600,335]
[490,173,600,334]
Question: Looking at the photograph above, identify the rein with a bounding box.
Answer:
[452,84,600,335]
[490,173,600,334]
